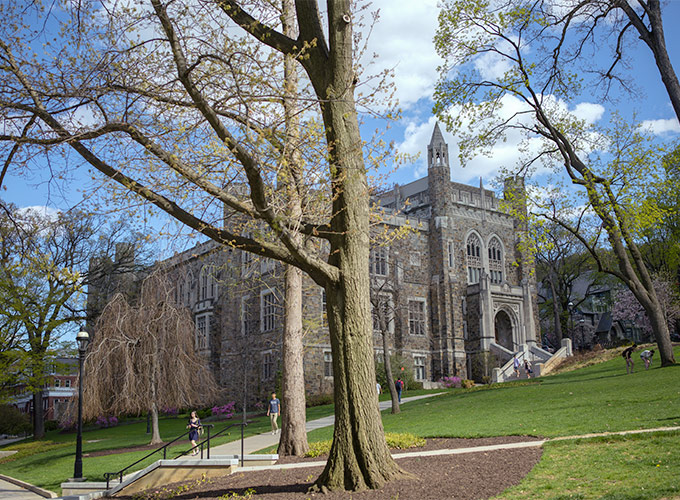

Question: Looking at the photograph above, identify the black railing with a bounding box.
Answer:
[174,422,247,466]
[104,422,249,490]
[104,423,214,489]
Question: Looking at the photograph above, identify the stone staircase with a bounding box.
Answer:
[491,339,573,383]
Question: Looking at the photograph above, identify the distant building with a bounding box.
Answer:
[11,357,77,422]
[89,123,540,402]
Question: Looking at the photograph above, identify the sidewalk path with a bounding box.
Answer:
[205,392,446,457]
[0,476,53,500]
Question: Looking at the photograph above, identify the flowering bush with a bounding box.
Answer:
[440,376,462,388]
[254,401,265,412]
[95,415,119,428]
[161,406,179,417]
[211,402,236,419]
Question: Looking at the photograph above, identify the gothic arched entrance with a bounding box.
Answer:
[494,310,514,350]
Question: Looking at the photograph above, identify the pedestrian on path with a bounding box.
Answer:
[513,355,520,377]
[187,411,202,455]
[524,359,532,379]
[267,392,281,435]
[395,377,403,403]
[640,349,655,370]
[622,343,637,374]
[376,381,382,395]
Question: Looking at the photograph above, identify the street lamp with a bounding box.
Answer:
[73,330,90,481]
[568,301,574,341]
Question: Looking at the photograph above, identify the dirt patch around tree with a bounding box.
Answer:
[111,436,543,500]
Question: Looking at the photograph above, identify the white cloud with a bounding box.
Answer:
[639,118,680,135]
[571,102,605,123]
[361,0,443,109]
[17,205,61,221]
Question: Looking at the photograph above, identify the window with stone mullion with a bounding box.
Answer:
[408,300,426,335]
[466,234,483,284]
[488,236,503,284]
[370,246,388,276]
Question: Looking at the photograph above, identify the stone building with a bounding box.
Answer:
[91,123,539,401]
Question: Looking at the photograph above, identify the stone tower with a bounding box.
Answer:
[427,123,466,378]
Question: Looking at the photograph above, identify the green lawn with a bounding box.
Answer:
[304,350,680,443]
[0,414,275,492]
[3,348,679,497]
[495,431,680,500]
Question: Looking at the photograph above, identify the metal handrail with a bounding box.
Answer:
[174,422,247,467]
[103,423,215,489]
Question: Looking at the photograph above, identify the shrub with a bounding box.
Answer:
[440,376,462,388]
[0,405,31,435]
[253,401,265,413]
[44,420,60,432]
[161,406,179,417]
[461,379,475,389]
[481,375,492,385]
[95,415,119,428]
[304,433,425,458]
[211,402,236,419]
[305,393,333,407]
[196,408,212,419]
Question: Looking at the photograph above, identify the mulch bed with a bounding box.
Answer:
[112,436,543,500]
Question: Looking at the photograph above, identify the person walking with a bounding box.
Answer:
[524,359,533,379]
[622,343,637,374]
[187,411,202,455]
[395,377,403,403]
[513,355,520,378]
[640,349,655,370]
[267,392,281,435]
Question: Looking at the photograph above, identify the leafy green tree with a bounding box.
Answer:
[435,0,676,366]
[0,202,141,437]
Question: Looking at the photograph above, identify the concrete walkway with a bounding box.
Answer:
[204,392,446,457]
[0,475,55,500]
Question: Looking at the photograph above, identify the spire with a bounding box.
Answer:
[430,121,445,147]
[427,122,450,170]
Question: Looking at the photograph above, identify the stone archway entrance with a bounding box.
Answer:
[494,310,514,350]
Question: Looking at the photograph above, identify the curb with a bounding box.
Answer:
[0,473,58,498]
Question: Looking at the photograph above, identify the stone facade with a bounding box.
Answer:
[91,123,539,402]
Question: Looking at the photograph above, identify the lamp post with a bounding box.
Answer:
[568,301,574,342]
[73,330,90,481]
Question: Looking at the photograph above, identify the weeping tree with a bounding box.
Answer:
[79,272,218,444]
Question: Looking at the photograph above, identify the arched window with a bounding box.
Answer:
[199,265,217,301]
[488,236,504,284]
[466,233,482,284]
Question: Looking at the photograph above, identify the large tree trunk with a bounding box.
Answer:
[32,390,45,439]
[276,0,308,458]
[278,265,309,456]
[306,1,401,490]
[317,280,402,492]
[633,287,675,366]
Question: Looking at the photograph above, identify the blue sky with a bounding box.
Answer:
[3,0,679,245]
